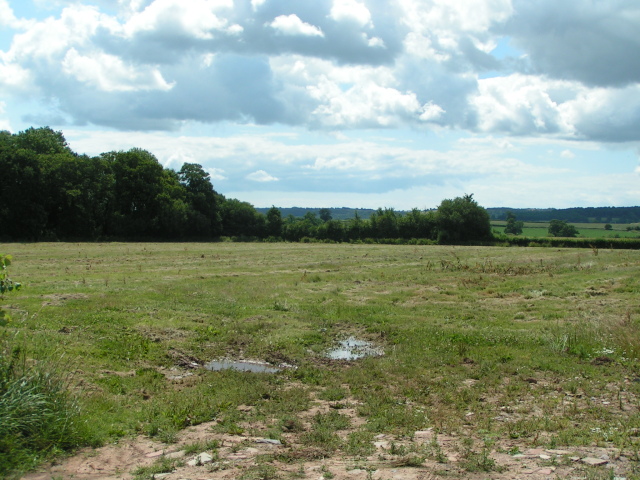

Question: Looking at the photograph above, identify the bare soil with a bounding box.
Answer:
[22,394,631,480]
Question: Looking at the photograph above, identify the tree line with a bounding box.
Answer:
[488,206,640,224]
[0,127,497,244]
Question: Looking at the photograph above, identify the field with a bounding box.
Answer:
[3,242,640,480]
[492,221,640,239]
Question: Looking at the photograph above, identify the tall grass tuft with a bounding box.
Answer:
[0,336,96,478]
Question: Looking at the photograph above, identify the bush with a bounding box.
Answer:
[0,338,96,477]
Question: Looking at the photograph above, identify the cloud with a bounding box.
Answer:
[469,74,574,136]
[505,0,640,87]
[3,0,640,144]
[560,149,575,159]
[247,169,279,182]
[269,14,324,37]
[123,0,240,40]
[62,48,174,92]
[329,0,372,27]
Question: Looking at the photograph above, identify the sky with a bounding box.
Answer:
[1,0,639,210]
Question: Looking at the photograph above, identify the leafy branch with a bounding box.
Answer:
[0,254,21,326]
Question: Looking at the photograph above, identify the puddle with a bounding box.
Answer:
[204,360,281,373]
[326,337,383,360]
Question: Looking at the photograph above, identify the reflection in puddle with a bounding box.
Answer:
[204,360,281,373]
[326,337,383,360]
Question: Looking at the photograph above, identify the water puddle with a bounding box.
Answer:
[326,337,383,360]
[204,360,281,373]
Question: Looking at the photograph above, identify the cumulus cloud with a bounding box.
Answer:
[329,0,372,27]
[247,169,279,182]
[62,48,173,91]
[2,0,640,143]
[123,0,240,40]
[269,14,324,37]
[505,0,640,87]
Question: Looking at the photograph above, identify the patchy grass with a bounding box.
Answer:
[2,242,640,478]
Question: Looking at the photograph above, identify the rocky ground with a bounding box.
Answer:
[22,394,632,480]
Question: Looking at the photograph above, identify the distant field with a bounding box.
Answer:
[492,221,640,239]
[3,242,640,479]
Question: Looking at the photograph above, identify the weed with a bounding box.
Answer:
[132,457,183,480]
[239,463,280,480]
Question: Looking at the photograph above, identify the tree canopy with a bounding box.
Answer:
[436,194,492,243]
[1,126,496,245]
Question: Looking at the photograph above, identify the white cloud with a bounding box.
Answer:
[366,36,385,48]
[419,102,445,122]
[0,61,32,91]
[207,167,227,180]
[269,14,324,37]
[62,48,174,91]
[329,0,373,28]
[123,0,239,40]
[560,149,575,159]
[308,155,380,171]
[0,101,11,131]
[310,81,424,127]
[470,74,575,135]
[251,0,267,11]
[247,169,279,182]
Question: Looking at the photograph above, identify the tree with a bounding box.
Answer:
[14,126,70,155]
[266,206,283,238]
[0,141,47,239]
[436,194,491,243]
[104,148,166,237]
[604,224,613,231]
[178,163,222,237]
[398,208,436,239]
[221,199,265,237]
[319,208,332,223]
[548,219,579,237]
[504,211,524,235]
[369,208,399,239]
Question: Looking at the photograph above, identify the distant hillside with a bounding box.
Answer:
[257,206,640,224]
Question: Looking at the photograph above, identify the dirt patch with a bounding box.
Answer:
[22,395,634,480]
[41,293,89,306]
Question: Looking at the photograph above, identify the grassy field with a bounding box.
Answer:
[492,221,640,239]
[2,242,640,478]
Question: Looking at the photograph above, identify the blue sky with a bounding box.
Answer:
[1,0,639,209]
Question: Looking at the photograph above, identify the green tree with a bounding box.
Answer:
[0,136,47,239]
[178,163,222,237]
[436,194,491,243]
[503,211,524,235]
[265,206,283,238]
[319,208,332,222]
[548,219,579,237]
[221,199,265,237]
[14,126,70,155]
[369,208,399,239]
[604,223,613,231]
[104,148,166,237]
[316,219,345,242]
[398,208,436,239]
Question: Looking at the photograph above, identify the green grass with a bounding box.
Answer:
[492,221,640,239]
[2,242,640,476]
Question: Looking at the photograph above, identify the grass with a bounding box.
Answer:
[492,221,640,239]
[1,242,640,476]
[0,335,98,477]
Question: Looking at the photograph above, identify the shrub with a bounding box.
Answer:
[0,338,96,477]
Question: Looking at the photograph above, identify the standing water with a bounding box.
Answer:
[326,337,383,360]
